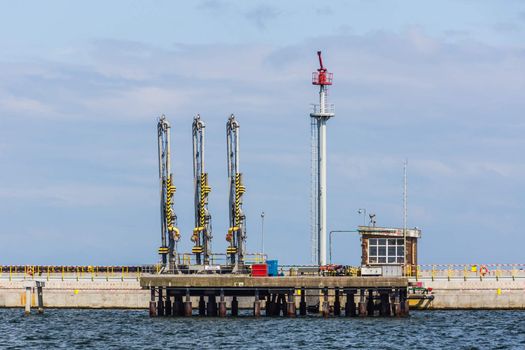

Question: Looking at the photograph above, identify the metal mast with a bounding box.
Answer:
[191,115,212,265]
[157,115,180,271]
[403,159,408,270]
[310,51,334,266]
[226,114,247,270]
[310,116,319,264]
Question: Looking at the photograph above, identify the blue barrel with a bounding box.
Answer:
[267,260,278,277]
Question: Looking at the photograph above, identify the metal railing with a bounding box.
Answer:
[0,265,143,282]
[2,263,522,281]
[311,104,335,115]
[0,254,268,281]
[172,253,267,267]
[408,264,525,281]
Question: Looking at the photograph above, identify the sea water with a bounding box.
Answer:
[1,309,524,349]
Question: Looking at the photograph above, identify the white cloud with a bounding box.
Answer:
[0,94,55,115]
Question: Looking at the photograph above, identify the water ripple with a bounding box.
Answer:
[0,309,523,349]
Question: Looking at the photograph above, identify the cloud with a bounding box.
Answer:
[197,0,230,12]
[0,94,55,115]
[0,183,152,207]
[245,5,280,30]
[1,28,524,264]
[493,22,520,33]
[315,6,333,16]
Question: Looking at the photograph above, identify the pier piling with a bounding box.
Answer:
[367,289,375,316]
[299,288,307,316]
[36,281,44,314]
[198,296,206,316]
[322,288,329,317]
[393,289,401,317]
[231,296,239,316]
[253,290,261,317]
[175,295,184,316]
[287,290,296,317]
[345,289,356,317]
[149,288,157,317]
[269,294,278,316]
[379,291,389,316]
[157,287,165,316]
[401,289,409,316]
[207,295,217,316]
[358,289,367,317]
[280,294,287,316]
[219,290,227,317]
[24,283,31,316]
[333,289,341,316]
[165,292,172,316]
[184,290,192,317]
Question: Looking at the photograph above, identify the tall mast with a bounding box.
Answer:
[310,51,334,266]
[226,114,247,270]
[403,159,408,271]
[157,115,179,271]
[191,115,212,265]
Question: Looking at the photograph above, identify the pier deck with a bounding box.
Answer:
[140,275,410,317]
[140,275,408,289]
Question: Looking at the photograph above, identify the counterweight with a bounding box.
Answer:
[191,115,212,265]
[226,115,246,269]
[157,115,179,270]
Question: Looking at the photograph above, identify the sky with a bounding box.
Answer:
[0,1,524,266]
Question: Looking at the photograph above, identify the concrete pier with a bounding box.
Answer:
[2,272,524,310]
[141,275,409,318]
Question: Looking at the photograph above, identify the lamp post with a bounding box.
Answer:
[329,230,357,264]
[261,211,265,255]
[357,209,367,226]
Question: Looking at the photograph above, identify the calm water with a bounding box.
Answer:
[1,309,524,349]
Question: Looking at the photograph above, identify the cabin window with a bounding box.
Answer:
[368,238,405,264]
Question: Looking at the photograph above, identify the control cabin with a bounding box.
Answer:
[358,226,421,276]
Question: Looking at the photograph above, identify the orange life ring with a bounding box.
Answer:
[479,265,489,276]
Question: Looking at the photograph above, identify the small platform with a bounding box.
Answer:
[141,275,410,318]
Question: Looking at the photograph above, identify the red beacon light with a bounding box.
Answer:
[312,51,333,86]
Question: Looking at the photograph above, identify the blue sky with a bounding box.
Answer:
[0,1,524,265]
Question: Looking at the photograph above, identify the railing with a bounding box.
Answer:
[171,253,267,267]
[0,265,144,281]
[311,104,335,115]
[2,263,522,281]
[0,255,268,281]
[410,264,525,281]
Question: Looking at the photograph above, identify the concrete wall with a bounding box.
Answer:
[0,279,256,309]
[410,278,525,309]
[0,279,149,308]
[1,276,524,310]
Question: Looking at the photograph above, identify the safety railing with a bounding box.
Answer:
[411,264,525,281]
[311,103,335,115]
[3,263,522,281]
[171,253,267,267]
[0,265,144,282]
